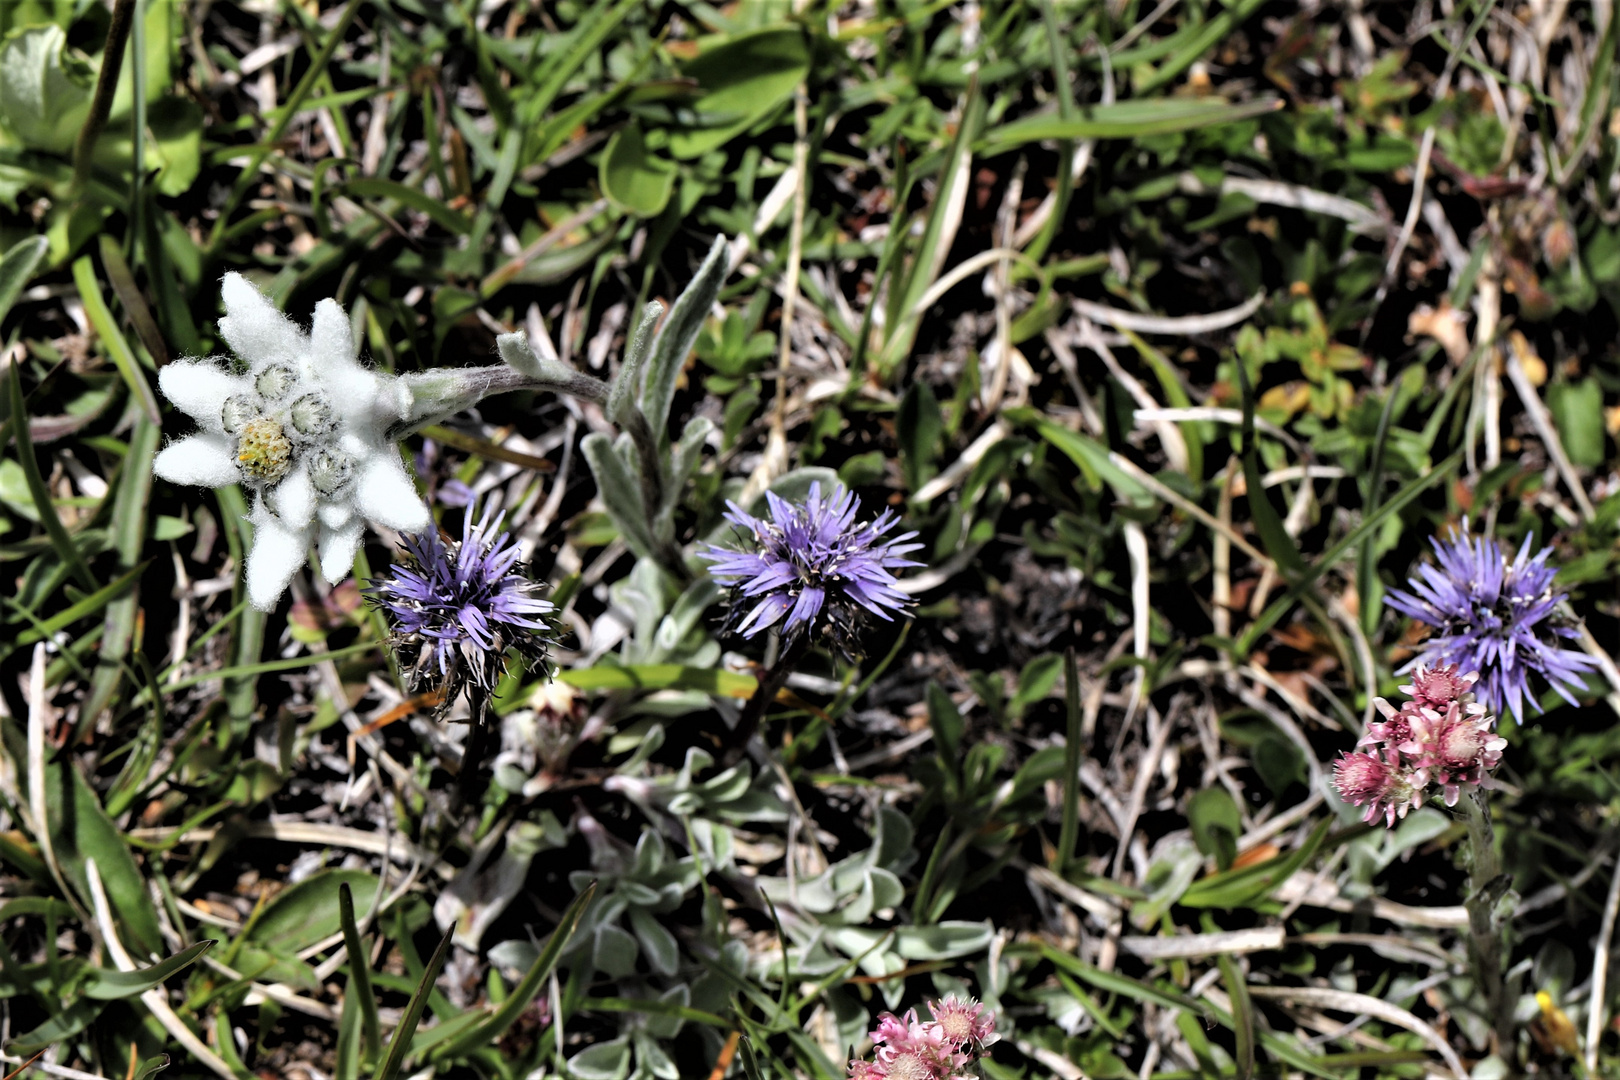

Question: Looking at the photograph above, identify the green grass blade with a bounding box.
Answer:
[1056,648,1082,877]
[339,882,380,1062]
[1236,360,1304,578]
[980,96,1282,153]
[375,924,454,1080]
[1237,448,1465,656]
[0,235,47,325]
[431,881,596,1061]
[72,254,162,424]
[5,363,98,592]
[1217,952,1255,1080]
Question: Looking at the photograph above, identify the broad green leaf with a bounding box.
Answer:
[600,122,675,217]
[247,869,380,955]
[1188,787,1242,871]
[46,761,162,956]
[0,25,92,154]
[668,27,810,160]
[1547,378,1605,467]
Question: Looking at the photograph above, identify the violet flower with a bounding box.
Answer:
[1384,523,1596,722]
[701,482,921,651]
[368,505,556,708]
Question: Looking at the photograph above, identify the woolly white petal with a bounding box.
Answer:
[270,464,316,530]
[317,519,364,584]
[153,435,239,488]
[310,298,357,369]
[353,454,429,533]
[246,507,310,611]
[319,501,355,530]
[157,360,244,429]
[219,273,306,370]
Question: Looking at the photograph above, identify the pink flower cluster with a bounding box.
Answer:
[847,998,998,1080]
[1333,664,1507,827]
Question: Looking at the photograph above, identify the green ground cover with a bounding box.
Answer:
[1,1,1619,1077]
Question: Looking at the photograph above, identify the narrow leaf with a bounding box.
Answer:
[641,235,729,441]
[375,925,454,1080]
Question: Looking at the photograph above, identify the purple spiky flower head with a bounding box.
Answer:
[1384,522,1596,723]
[368,504,556,709]
[700,482,921,652]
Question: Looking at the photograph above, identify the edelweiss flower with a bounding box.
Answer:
[154,274,429,609]
[1385,523,1596,721]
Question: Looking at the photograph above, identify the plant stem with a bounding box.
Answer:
[72,0,139,195]
[454,689,491,813]
[1461,787,1514,1053]
[724,636,810,767]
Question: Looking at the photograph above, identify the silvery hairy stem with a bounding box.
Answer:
[393,355,668,527]
[1461,787,1515,1054]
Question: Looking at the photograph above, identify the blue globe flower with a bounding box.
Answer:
[1385,523,1596,722]
[368,505,556,705]
[701,482,921,651]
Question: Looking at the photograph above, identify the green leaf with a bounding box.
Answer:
[0,234,46,326]
[340,178,472,235]
[1188,787,1241,871]
[142,95,203,197]
[339,882,380,1063]
[1181,818,1331,909]
[1547,378,1606,467]
[247,869,380,955]
[1025,414,1155,509]
[568,1036,632,1080]
[926,682,962,764]
[375,924,454,1080]
[981,97,1282,154]
[641,235,729,442]
[600,122,675,218]
[0,25,92,154]
[1218,952,1255,1080]
[561,663,756,698]
[8,995,104,1053]
[668,27,810,160]
[580,432,656,560]
[1236,360,1304,577]
[45,762,163,956]
[82,938,214,1000]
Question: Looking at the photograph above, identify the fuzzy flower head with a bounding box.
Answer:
[1385,523,1596,722]
[848,1000,996,1080]
[368,505,556,709]
[701,482,921,653]
[927,997,998,1052]
[1333,747,1423,828]
[1338,663,1508,825]
[153,274,429,609]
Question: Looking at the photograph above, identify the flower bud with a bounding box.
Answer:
[255,362,297,401]
[288,392,335,439]
[309,446,354,496]
[221,393,258,434]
